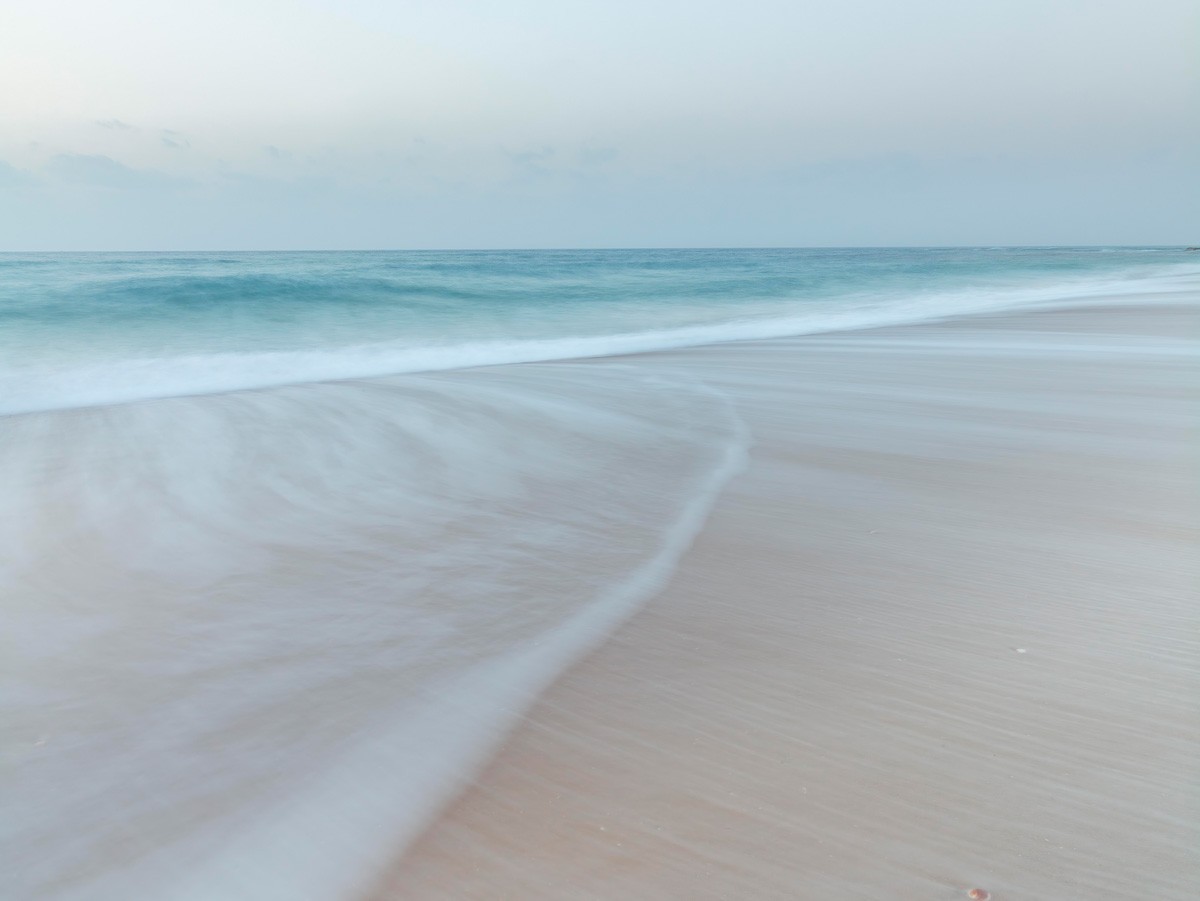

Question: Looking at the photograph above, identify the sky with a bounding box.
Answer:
[1,0,1197,249]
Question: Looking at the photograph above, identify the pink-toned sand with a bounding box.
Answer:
[374,303,1198,900]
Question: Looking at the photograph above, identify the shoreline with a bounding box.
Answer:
[374,300,1198,899]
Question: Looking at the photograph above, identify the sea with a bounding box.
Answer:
[2,247,1196,900]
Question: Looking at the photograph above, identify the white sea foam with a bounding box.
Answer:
[2,363,748,900]
[155,373,749,901]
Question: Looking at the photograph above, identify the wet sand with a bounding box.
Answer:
[374,302,1198,900]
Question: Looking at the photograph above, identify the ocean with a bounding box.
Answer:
[3,247,1197,900]
[4,247,1196,415]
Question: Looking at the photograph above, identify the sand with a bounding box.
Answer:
[372,301,1198,900]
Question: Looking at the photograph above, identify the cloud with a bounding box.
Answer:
[578,146,618,166]
[95,119,134,130]
[0,160,37,187]
[44,154,189,190]
[264,145,291,160]
[161,129,190,149]
[504,145,556,180]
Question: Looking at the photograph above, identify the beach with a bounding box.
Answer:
[376,301,1198,900]
[3,251,1196,900]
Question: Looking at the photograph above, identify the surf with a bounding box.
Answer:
[2,249,1196,416]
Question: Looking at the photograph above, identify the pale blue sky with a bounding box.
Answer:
[1,0,1196,249]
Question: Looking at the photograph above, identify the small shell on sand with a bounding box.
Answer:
[967,890,991,900]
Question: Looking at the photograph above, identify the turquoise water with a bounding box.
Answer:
[2,247,1194,414]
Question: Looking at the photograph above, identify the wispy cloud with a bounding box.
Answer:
[505,145,556,180]
[95,119,134,131]
[578,146,618,167]
[0,160,37,187]
[161,129,190,149]
[45,154,189,190]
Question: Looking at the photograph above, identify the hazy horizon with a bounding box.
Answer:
[2,0,1197,250]
[0,243,1193,254]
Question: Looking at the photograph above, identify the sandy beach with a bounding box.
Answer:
[375,301,1198,900]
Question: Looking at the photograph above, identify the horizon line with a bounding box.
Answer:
[1,244,1193,254]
